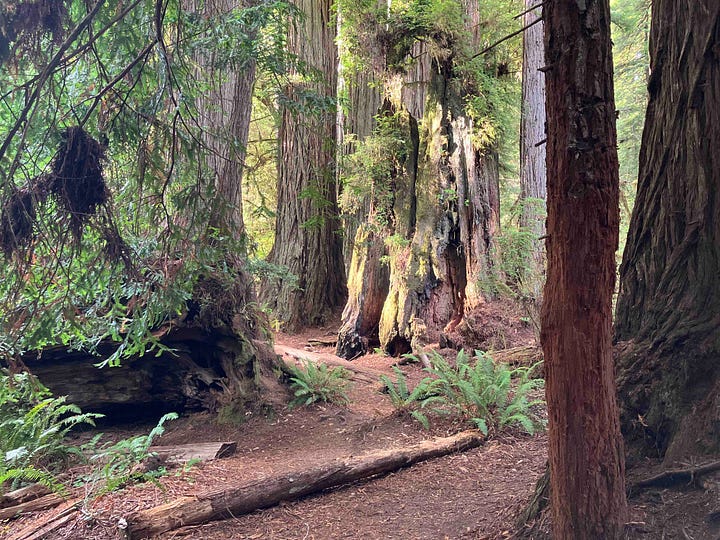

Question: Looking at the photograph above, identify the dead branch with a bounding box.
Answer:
[0,493,65,520]
[629,460,720,496]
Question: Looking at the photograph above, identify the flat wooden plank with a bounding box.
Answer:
[149,442,237,464]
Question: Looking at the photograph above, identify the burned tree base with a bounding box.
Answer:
[18,326,282,423]
[615,340,720,464]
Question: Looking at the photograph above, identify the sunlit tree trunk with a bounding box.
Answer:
[615,2,720,462]
[519,0,546,300]
[335,3,388,359]
[377,3,500,355]
[541,0,628,537]
[182,0,279,407]
[261,0,347,330]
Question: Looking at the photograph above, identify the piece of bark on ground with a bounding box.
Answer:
[0,483,52,509]
[7,499,81,540]
[0,492,66,520]
[149,442,237,465]
[124,430,483,539]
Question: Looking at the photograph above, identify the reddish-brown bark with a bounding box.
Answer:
[261,0,347,330]
[614,2,720,461]
[541,0,628,537]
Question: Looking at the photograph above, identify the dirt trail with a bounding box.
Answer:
[6,331,548,540]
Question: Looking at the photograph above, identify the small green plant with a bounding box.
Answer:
[285,360,352,407]
[380,351,545,436]
[380,366,434,428]
[0,370,103,492]
[86,412,178,494]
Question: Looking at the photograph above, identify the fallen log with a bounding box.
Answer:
[491,345,543,368]
[0,492,65,520]
[124,430,483,539]
[307,338,337,347]
[149,441,237,465]
[7,499,81,540]
[0,483,51,509]
[275,344,387,384]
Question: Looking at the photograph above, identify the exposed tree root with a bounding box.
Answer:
[629,460,720,497]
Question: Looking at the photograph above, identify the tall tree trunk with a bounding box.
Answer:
[519,0,546,300]
[261,0,347,331]
[184,0,276,408]
[194,0,256,244]
[375,3,501,356]
[541,0,628,537]
[335,4,389,359]
[615,3,720,462]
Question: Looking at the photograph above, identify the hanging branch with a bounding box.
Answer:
[0,0,108,170]
[471,17,542,59]
[514,1,545,20]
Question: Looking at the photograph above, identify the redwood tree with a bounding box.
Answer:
[261,0,347,330]
[519,0,546,300]
[335,0,503,357]
[541,0,628,537]
[615,2,720,462]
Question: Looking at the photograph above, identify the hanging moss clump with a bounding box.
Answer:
[47,126,108,240]
[0,188,38,256]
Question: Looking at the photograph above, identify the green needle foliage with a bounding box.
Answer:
[285,359,353,408]
[381,350,545,436]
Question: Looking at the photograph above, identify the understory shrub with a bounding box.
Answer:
[285,359,352,407]
[0,370,102,491]
[381,350,545,435]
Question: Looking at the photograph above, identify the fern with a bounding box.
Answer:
[285,360,352,408]
[381,350,546,436]
[1,369,102,492]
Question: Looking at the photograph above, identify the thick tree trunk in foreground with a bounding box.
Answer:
[519,0,546,300]
[261,0,347,331]
[541,1,628,537]
[124,431,482,539]
[615,3,720,462]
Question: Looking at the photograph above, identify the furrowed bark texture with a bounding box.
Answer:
[262,0,347,330]
[614,2,720,461]
[541,0,628,537]
[192,0,256,242]
[335,14,388,358]
[519,0,546,299]
[376,3,500,355]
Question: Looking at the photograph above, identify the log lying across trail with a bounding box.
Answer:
[123,430,483,539]
[275,344,388,384]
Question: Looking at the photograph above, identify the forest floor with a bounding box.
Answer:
[4,319,720,539]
